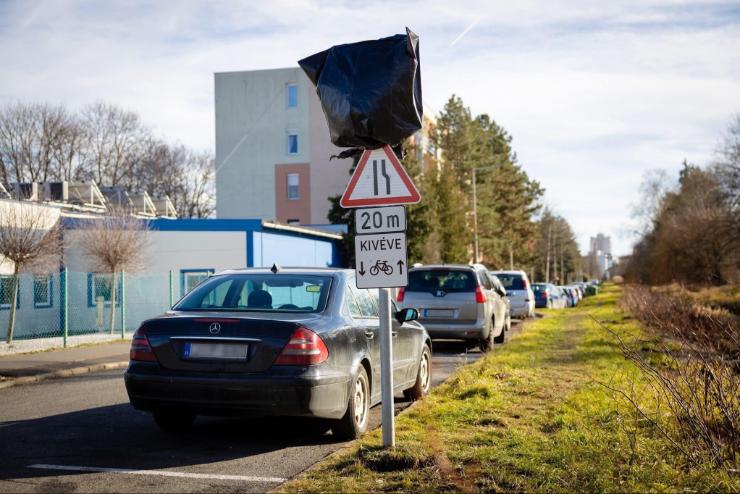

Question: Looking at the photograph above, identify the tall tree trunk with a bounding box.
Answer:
[109,270,117,335]
[545,226,552,283]
[6,265,20,344]
[560,246,565,284]
[509,244,514,270]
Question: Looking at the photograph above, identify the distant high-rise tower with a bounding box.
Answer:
[589,233,611,255]
[589,233,614,279]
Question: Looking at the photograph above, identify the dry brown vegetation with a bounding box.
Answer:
[626,115,740,286]
[615,285,739,470]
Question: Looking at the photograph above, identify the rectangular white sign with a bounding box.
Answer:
[354,206,406,235]
[354,232,408,289]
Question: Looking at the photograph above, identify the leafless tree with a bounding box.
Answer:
[76,210,149,334]
[78,102,148,186]
[0,101,215,218]
[175,150,215,218]
[0,102,76,184]
[0,201,62,343]
[133,142,215,218]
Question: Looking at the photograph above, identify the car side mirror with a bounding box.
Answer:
[395,307,419,324]
[497,288,507,298]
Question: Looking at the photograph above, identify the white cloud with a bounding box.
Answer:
[1,0,738,255]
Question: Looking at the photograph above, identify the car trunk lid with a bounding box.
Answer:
[143,313,318,373]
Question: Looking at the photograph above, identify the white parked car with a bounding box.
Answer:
[490,270,535,318]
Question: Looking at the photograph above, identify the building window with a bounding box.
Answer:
[287,132,298,155]
[181,269,214,297]
[33,275,52,308]
[287,173,300,200]
[87,273,122,307]
[287,83,298,108]
[0,276,19,310]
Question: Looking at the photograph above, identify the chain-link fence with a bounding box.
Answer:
[0,269,177,347]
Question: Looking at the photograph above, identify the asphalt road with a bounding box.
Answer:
[0,323,521,493]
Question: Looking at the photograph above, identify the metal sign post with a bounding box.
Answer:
[341,145,420,448]
[378,288,395,447]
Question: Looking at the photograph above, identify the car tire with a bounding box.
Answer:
[404,345,431,401]
[493,320,506,344]
[332,366,370,441]
[153,410,195,432]
[479,323,494,352]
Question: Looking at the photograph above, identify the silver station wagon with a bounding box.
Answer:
[398,264,509,351]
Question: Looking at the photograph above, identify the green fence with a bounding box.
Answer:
[0,269,176,346]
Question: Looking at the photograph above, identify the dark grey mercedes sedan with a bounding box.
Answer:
[124,268,431,439]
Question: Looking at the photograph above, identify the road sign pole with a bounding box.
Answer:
[378,287,395,447]
[341,147,420,450]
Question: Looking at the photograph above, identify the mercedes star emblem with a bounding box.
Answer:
[209,322,221,335]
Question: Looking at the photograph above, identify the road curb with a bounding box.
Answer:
[0,361,129,390]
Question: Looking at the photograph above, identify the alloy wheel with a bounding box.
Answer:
[419,350,431,392]
[353,374,368,428]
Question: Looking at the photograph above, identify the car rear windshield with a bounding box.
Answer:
[174,274,332,312]
[495,273,525,290]
[532,284,547,292]
[407,269,477,293]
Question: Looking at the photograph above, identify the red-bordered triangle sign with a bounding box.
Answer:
[340,145,421,208]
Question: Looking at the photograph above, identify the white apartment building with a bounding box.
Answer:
[214,67,438,226]
[215,68,350,225]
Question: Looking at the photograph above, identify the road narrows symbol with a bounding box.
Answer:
[340,146,420,208]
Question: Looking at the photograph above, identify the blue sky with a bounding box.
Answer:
[1,0,739,255]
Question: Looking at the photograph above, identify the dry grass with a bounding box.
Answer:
[654,283,740,315]
[617,285,739,470]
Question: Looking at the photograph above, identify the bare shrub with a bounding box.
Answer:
[76,211,149,334]
[601,286,740,470]
[622,285,739,362]
[0,201,62,343]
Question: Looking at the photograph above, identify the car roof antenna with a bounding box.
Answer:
[270,263,280,274]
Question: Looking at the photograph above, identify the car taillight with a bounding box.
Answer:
[274,327,328,366]
[544,290,549,297]
[130,327,157,362]
[475,285,487,303]
[397,288,405,303]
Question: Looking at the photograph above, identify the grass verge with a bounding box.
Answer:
[278,285,739,493]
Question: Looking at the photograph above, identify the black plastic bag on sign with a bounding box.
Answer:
[298,27,422,149]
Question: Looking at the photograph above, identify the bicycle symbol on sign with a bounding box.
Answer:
[369,260,394,276]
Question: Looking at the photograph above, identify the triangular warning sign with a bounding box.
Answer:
[340,145,421,208]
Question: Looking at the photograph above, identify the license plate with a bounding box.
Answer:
[183,342,248,360]
[424,309,455,318]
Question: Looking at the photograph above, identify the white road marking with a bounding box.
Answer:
[27,464,286,483]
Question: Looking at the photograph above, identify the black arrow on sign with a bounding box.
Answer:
[397,260,405,275]
[358,262,366,276]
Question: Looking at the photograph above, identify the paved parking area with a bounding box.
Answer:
[0,330,524,493]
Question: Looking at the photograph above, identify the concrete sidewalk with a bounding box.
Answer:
[0,340,130,389]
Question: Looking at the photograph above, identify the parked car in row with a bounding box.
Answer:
[125,268,432,439]
[560,286,577,307]
[398,264,510,352]
[532,283,567,309]
[490,270,535,319]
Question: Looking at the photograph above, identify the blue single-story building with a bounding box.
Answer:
[1,213,345,341]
